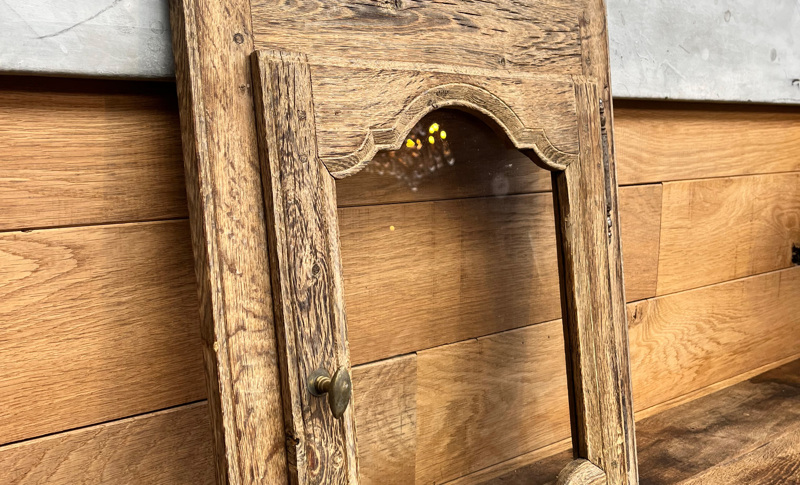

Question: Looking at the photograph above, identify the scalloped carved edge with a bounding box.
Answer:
[322,82,578,179]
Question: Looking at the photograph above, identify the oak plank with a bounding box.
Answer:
[656,173,800,295]
[353,268,800,483]
[169,0,288,482]
[0,77,187,231]
[250,0,584,75]
[414,320,571,484]
[614,101,800,185]
[352,355,417,485]
[341,185,660,365]
[1,402,214,485]
[0,220,205,445]
[474,360,800,485]
[637,359,800,485]
[629,266,800,412]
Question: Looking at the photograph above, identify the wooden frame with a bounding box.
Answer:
[249,50,636,484]
[169,0,637,483]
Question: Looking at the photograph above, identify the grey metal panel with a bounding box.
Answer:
[0,0,173,79]
[0,0,798,104]
[607,0,800,104]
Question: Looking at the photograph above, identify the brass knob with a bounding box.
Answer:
[307,366,352,419]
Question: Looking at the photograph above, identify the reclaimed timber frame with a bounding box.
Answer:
[169,0,637,483]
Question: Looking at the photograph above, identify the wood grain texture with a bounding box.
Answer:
[679,426,800,485]
[340,185,660,365]
[473,359,800,485]
[169,0,287,483]
[656,173,800,295]
[579,3,639,482]
[250,0,584,75]
[2,402,214,485]
[0,220,205,445]
[556,459,606,485]
[0,77,187,231]
[614,101,800,185]
[308,62,579,175]
[637,359,800,485]
[351,355,416,485]
[629,266,800,412]
[552,80,633,483]
[414,320,570,484]
[252,50,358,484]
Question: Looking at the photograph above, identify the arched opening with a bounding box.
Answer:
[335,109,570,484]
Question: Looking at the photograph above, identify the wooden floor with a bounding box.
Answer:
[481,359,800,485]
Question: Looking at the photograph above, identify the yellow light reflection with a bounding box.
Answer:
[406,138,415,148]
[428,122,440,134]
[428,135,435,144]
[440,130,447,140]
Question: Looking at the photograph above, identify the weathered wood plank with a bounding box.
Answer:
[252,50,358,484]
[629,266,800,412]
[0,221,205,445]
[250,0,584,75]
[473,359,800,485]
[341,185,660,365]
[656,173,800,295]
[0,77,187,231]
[1,402,214,485]
[637,359,800,485]
[614,102,800,185]
[168,0,287,482]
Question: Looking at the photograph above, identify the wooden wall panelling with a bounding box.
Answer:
[168,0,287,483]
[0,77,187,231]
[614,102,800,185]
[249,0,584,75]
[1,402,214,485]
[629,266,800,412]
[4,266,797,484]
[351,267,800,484]
[0,220,204,445]
[656,173,800,295]
[340,185,661,365]
[414,320,570,484]
[351,355,417,485]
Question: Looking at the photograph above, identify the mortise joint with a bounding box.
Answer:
[599,100,612,241]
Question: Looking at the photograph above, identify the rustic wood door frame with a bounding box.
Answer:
[169,0,637,483]
[250,50,637,484]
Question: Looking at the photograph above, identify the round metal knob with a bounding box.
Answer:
[308,366,352,419]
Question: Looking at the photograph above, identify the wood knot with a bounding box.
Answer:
[298,110,307,121]
[312,263,321,276]
[233,33,245,44]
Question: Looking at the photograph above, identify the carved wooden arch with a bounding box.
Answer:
[320,81,579,176]
[251,49,637,485]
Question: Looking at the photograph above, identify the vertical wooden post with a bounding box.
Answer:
[251,50,359,485]
[169,1,288,483]
[552,79,636,484]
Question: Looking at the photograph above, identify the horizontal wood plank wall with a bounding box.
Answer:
[0,220,206,444]
[0,79,798,485]
[0,77,187,230]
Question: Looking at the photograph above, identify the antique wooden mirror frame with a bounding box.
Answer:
[170,1,638,484]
